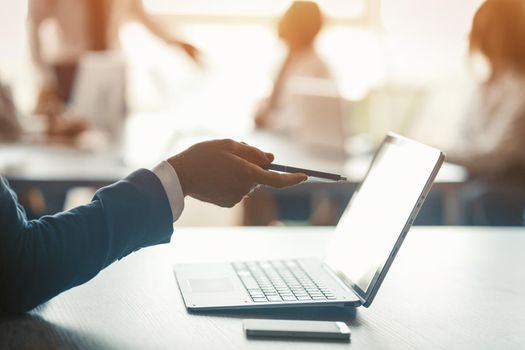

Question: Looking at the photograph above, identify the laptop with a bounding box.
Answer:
[174,133,445,310]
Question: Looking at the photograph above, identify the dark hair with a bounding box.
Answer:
[470,0,525,74]
[278,1,323,49]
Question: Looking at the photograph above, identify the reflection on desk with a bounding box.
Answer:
[1,227,524,350]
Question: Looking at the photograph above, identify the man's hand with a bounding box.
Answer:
[168,139,307,208]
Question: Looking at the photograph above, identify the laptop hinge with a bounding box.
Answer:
[321,263,366,304]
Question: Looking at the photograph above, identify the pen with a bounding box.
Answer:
[262,163,347,182]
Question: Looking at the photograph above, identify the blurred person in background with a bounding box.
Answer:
[246,1,345,226]
[27,0,199,139]
[255,1,339,135]
[448,0,525,224]
[0,79,21,142]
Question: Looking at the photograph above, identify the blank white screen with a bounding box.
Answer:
[325,140,440,295]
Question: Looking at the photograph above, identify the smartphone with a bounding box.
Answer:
[243,319,351,341]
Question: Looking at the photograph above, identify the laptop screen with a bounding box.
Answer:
[324,134,443,306]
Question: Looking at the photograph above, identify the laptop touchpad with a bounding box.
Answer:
[188,278,234,293]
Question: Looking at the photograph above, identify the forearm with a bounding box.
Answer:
[0,139,306,313]
[128,0,177,44]
[140,14,174,44]
[0,170,173,313]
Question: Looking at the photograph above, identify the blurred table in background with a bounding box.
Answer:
[0,142,128,184]
[162,128,467,225]
[0,113,468,223]
[0,142,129,214]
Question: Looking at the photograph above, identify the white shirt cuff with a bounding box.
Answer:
[152,161,185,222]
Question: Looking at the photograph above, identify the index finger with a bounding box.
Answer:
[230,141,274,165]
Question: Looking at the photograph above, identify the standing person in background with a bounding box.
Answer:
[448,0,525,224]
[27,0,199,135]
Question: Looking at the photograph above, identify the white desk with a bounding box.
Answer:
[2,226,524,349]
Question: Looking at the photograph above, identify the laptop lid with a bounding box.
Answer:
[324,133,444,307]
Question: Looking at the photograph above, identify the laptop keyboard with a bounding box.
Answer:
[232,260,336,303]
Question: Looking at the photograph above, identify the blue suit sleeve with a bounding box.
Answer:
[0,169,173,313]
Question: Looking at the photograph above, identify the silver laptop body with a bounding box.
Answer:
[174,134,445,310]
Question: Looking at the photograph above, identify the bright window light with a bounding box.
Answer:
[144,0,366,19]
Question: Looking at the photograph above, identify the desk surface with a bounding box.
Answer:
[2,227,524,349]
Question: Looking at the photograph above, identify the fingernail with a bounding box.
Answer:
[265,153,274,161]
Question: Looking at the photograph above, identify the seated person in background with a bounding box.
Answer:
[28,0,199,139]
[246,2,344,227]
[255,1,341,140]
[448,0,525,185]
[0,139,306,313]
